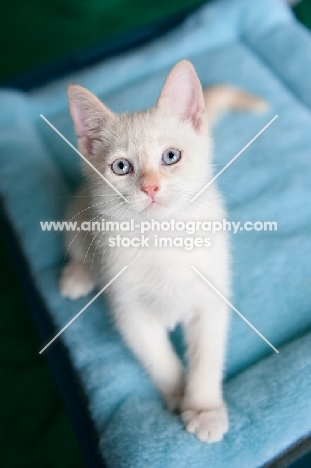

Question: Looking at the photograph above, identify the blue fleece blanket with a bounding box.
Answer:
[1,0,311,466]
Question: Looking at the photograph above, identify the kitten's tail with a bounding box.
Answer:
[203,85,268,126]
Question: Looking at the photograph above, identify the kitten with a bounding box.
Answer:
[60,60,266,443]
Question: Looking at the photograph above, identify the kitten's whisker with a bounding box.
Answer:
[96,201,126,217]
[62,230,83,265]
[76,202,126,261]
[60,194,122,198]
[81,229,102,270]
[90,203,129,271]
[80,206,118,270]
[68,197,122,222]
[63,210,105,264]
[76,213,104,259]
[99,204,131,274]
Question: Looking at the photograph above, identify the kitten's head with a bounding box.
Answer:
[68,60,212,217]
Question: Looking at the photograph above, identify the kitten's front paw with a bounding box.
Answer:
[60,262,95,299]
[182,406,228,443]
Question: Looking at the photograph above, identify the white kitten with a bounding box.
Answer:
[60,61,265,443]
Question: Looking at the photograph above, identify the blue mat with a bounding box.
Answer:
[1,0,311,466]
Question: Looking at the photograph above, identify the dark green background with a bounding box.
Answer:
[0,1,310,466]
[0,0,205,81]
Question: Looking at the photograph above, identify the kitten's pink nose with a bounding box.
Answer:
[141,185,158,199]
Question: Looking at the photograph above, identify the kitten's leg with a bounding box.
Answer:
[182,302,229,443]
[60,260,95,299]
[116,307,184,411]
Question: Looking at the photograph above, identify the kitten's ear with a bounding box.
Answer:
[67,85,116,154]
[156,60,206,133]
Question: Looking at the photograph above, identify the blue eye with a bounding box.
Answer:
[162,148,181,165]
[111,158,132,175]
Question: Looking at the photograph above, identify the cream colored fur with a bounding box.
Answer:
[60,61,265,443]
